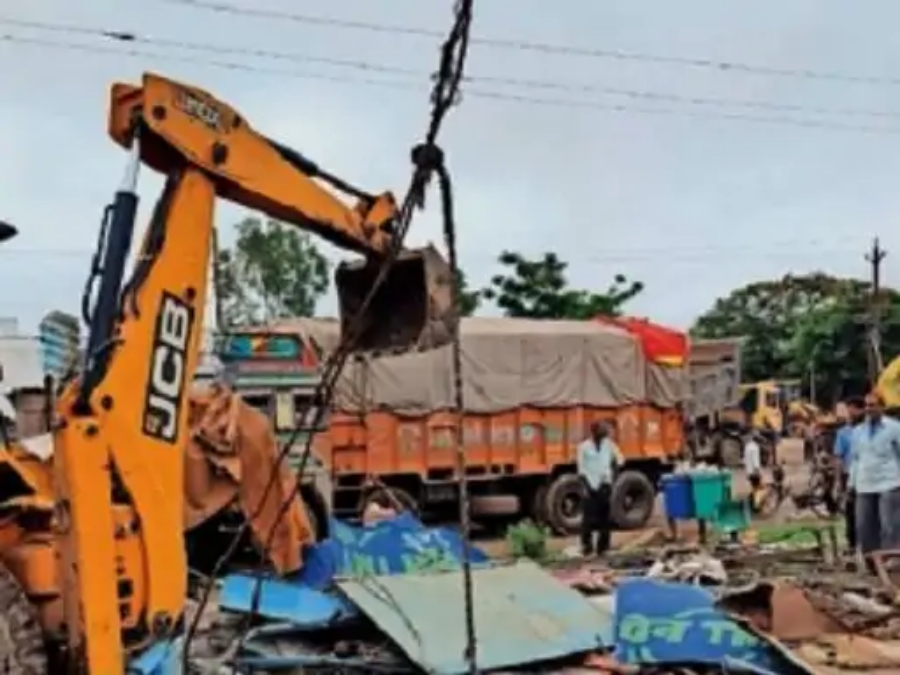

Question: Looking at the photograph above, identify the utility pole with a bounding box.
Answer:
[866,237,887,383]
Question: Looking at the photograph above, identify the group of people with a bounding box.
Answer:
[833,392,900,561]
[575,390,900,562]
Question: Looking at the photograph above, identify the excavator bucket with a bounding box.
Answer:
[335,244,456,354]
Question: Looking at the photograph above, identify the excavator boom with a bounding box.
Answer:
[109,77,399,256]
[49,72,448,673]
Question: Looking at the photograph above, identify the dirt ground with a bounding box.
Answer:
[480,438,819,557]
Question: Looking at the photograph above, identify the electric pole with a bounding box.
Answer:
[866,237,887,382]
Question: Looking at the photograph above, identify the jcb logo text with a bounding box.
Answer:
[143,294,194,443]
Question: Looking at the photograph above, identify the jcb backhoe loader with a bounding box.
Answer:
[0,72,448,673]
[0,378,327,668]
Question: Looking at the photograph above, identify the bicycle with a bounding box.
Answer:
[749,462,789,518]
[749,454,840,520]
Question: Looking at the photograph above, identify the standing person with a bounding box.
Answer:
[853,392,900,563]
[744,431,764,509]
[577,421,623,557]
[834,396,865,550]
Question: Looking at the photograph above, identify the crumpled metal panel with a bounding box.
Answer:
[219,573,356,627]
[337,560,611,674]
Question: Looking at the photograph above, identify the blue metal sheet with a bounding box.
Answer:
[220,574,356,627]
[127,637,183,675]
[336,560,612,674]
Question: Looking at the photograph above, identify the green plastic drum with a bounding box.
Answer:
[690,471,731,520]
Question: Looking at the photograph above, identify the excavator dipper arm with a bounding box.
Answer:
[52,73,432,673]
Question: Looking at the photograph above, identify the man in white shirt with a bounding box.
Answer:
[853,392,900,560]
[577,421,624,556]
[744,432,763,506]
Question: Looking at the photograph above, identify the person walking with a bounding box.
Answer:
[577,421,623,556]
[853,392,900,564]
[834,396,865,550]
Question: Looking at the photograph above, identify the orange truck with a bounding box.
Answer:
[233,316,740,533]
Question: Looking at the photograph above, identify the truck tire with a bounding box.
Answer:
[299,484,330,541]
[610,470,656,530]
[0,564,47,674]
[543,473,585,535]
[530,484,549,525]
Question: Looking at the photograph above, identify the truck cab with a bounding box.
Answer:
[216,330,333,520]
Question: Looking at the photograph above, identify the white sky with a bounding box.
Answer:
[2,0,899,334]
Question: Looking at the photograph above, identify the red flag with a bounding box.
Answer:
[595,316,688,366]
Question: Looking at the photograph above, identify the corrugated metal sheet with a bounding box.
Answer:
[337,560,612,674]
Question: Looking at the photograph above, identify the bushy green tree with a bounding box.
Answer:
[216,216,330,326]
[481,251,643,319]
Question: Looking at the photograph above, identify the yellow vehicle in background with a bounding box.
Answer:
[877,355,900,410]
[721,379,800,437]
[713,379,804,467]
[742,379,801,435]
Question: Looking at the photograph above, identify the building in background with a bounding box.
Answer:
[0,316,46,437]
[38,311,81,381]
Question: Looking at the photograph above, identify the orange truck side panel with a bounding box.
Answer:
[325,404,683,478]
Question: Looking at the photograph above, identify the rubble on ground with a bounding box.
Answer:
[148,516,900,674]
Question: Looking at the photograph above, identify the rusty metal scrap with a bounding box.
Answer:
[185,382,312,574]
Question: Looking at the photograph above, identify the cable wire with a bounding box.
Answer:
[4,33,900,136]
[0,235,881,262]
[156,0,900,87]
[4,16,900,121]
[181,1,478,670]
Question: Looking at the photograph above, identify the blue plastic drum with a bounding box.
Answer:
[661,474,694,520]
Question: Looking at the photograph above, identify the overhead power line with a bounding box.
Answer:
[0,236,871,263]
[3,33,900,135]
[157,0,900,87]
[3,16,900,121]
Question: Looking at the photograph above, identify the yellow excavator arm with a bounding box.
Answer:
[53,72,438,673]
[108,76,400,255]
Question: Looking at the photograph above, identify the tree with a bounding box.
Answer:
[455,269,481,317]
[691,273,862,384]
[691,272,900,404]
[480,251,643,319]
[215,217,330,326]
[790,286,900,405]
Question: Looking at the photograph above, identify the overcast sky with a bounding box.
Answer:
[2,0,900,335]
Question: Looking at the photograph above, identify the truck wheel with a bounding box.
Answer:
[299,484,330,541]
[530,484,549,525]
[0,564,47,674]
[611,470,656,530]
[544,474,585,535]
